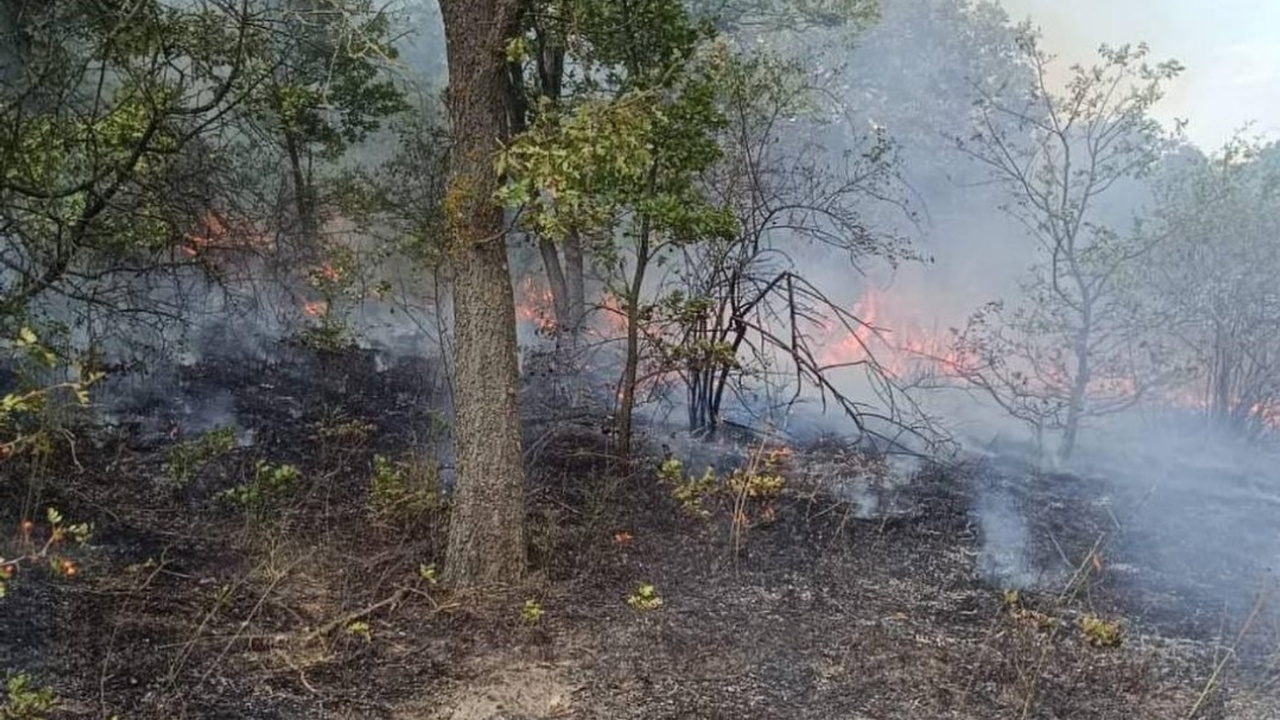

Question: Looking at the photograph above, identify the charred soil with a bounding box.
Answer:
[1,346,1277,719]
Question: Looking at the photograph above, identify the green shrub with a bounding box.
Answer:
[658,459,718,517]
[627,583,664,612]
[162,426,236,490]
[219,461,299,520]
[367,453,440,527]
[2,673,57,720]
[1081,613,1123,647]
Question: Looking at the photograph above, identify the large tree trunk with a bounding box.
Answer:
[440,0,527,587]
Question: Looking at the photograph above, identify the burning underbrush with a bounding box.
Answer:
[0,343,1277,719]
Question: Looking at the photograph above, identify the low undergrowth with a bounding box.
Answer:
[0,348,1274,719]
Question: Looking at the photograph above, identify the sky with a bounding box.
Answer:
[997,0,1280,151]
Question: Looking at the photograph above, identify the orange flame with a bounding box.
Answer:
[598,293,628,338]
[184,210,274,257]
[821,288,1280,430]
[817,288,972,379]
[515,277,557,333]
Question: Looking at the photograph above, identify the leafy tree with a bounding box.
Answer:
[0,0,265,339]
[502,0,589,346]
[949,29,1183,461]
[504,0,724,350]
[502,0,879,353]
[502,0,937,454]
[500,3,738,457]
[0,0,412,369]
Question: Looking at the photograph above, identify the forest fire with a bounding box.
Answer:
[512,274,1280,437]
[1158,385,1280,431]
[7,0,1280,718]
[514,277,630,340]
[817,289,970,380]
[515,278,973,384]
[814,289,1280,433]
[317,262,342,284]
[515,277,558,334]
[183,210,274,259]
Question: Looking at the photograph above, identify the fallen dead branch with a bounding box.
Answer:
[304,587,408,642]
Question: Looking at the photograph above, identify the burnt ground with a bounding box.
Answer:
[1,344,1279,719]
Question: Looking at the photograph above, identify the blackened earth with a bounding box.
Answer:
[0,344,1276,719]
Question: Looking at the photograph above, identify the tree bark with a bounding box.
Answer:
[440,0,527,587]
[616,219,651,459]
[283,128,321,249]
[537,234,572,331]
[563,231,586,339]
[0,0,26,87]
[1060,327,1092,463]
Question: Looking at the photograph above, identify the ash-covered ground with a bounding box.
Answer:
[1,343,1278,719]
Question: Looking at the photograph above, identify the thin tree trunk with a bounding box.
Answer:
[1060,329,1091,463]
[283,128,320,248]
[0,0,27,86]
[615,160,663,456]
[537,235,572,333]
[563,231,586,341]
[616,220,651,459]
[440,0,526,587]
[537,231,587,351]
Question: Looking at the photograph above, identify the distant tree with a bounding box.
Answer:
[689,0,879,33]
[243,0,408,251]
[838,0,1028,187]
[1143,138,1280,438]
[438,0,528,586]
[949,29,1183,461]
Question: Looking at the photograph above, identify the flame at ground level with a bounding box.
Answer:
[511,279,1280,432]
[817,289,1280,431]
